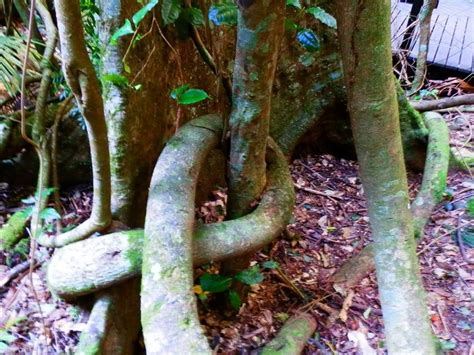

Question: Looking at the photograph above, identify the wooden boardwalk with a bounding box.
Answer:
[391,0,473,73]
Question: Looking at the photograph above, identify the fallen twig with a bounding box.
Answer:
[410,94,474,112]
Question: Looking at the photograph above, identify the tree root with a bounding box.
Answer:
[410,94,474,112]
[261,313,316,355]
[332,111,450,293]
[47,132,294,301]
[141,114,223,353]
[75,279,140,355]
[47,114,294,352]
[0,210,28,251]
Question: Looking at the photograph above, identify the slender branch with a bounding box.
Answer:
[40,0,112,247]
[410,94,474,112]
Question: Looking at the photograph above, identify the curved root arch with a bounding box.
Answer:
[47,115,295,352]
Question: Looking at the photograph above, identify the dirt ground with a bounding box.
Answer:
[0,106,473,354]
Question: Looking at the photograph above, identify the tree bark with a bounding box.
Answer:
[43,0,112,246]
[334,0,436,353]
[227,0,285,218]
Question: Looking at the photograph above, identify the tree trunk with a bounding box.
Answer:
[227,0,285,218]
[334,0,436,353]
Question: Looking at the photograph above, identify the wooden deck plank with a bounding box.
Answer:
[390,0,473,73]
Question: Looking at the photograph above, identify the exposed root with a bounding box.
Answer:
[75,279,140,355]
[332,111,450,293]
[141,115,222,354]
[47,131,294,300]
[261,313,316,355]
[0,210,28,251]
[411,112,450,236]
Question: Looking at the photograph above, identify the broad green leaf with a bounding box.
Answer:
[102,73,129,87]
[132,0,160,26]
[439,339,456,351]
[467,198,474,217]
[39,207,61,222]
[178,88,209,105]
[208,2,237,26]
[262,260,279,269]
[200,273,232,293]
[235,265,264,285]
[161,0,182,25]
[228,290,241,309]
[306,7,337,29]
[21,196,36,205]
[183,7,205,26]
[286,0,301,9]
[297,29,320,52]
[110,19,134,44]
[460,228,474,248]
[170,84,190,100]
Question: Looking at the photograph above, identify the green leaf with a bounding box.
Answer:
[132,0,160,26]
[110,19,135,44]
[467,198,474,217]
[21,196,36,205]
[0,331,15,344]
[262,260,279,269]
[200,273,232,293]
[286,0,301,9]
[102,73,129,87]
[439,339,456,351]
[285,19,299,31]
[228,290,241,309]
[208,2,237,26]
[170,84,190,100]
[296,29,320,52]
[178,88,209,105]
[298,53,315,66]
[235,265,264,285]
[39,207,61,222]
[161,0,182,25]
[460,228,474,248]
[183,7,205,26]
[306,7,337,29]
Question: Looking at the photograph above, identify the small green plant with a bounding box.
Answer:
[196,264,265,309]
[467,198,474,217]
[170,84,209,105]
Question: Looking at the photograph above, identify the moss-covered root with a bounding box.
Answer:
[141,115,223,354]
[0,211,28,251]
[76,280,140,355]
[47,141,294,299]
[335,0,436,353]
[261,313,316,355]
[332,111,450,294]
[411,112,450,236]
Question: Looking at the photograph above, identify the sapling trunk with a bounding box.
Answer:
[227,0,285,218]
[334,0,436,353]
[40,0,112,247]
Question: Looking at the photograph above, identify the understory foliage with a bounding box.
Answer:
[0,0,470,353]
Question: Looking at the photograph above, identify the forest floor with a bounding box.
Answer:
[0,93,473,354]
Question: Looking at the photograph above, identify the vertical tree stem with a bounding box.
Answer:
[334,0,436,353]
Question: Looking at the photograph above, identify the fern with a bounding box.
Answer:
[0,33,41,97]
